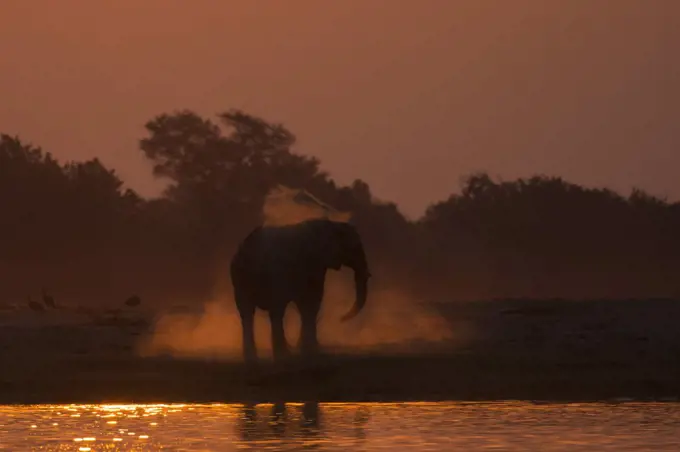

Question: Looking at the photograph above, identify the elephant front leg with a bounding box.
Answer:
[269,309,290,362]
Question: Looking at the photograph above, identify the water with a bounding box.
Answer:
[1,401,680,451]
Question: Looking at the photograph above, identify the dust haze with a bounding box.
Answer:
[140,186,459,360]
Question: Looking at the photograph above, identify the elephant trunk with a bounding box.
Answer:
[340,247,370,322]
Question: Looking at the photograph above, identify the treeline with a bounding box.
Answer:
[1,109,679,305]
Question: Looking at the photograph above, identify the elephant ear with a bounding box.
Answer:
[317,221,345,270]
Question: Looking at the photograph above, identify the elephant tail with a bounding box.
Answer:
[230,226,263,276]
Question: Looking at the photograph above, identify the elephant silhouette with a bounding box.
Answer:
[230,218,371,363]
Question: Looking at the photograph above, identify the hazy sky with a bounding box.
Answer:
[1,1,678,218]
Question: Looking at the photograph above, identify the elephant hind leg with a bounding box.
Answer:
[299,305,321,358]
[235,293,258,364]
[241,311,258,364]
[269,308,290,362]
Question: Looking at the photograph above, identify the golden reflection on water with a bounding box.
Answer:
[2,401,680,450]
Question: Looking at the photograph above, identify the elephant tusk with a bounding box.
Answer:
[340,306,361,322]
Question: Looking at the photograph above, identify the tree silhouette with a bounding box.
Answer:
[1,110,679,306]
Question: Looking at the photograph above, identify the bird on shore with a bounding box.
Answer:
[124,295,141,308]
[41,287,57,309]
[27,296,45,312]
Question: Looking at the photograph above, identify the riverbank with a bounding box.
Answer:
[3,353,680,405]
[0,354,680,404]
[2,298,680,404]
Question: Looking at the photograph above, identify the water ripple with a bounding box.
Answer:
[1,401,680,450]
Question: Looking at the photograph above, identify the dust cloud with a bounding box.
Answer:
[261,185,351,226]
[140,186,460,360]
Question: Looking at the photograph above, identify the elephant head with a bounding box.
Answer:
[311,219,371,322]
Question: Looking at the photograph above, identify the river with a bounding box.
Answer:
[1,401,679,450]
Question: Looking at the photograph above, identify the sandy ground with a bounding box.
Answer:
[2,298,680,404]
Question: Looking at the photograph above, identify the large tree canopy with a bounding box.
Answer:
[1,109,679,304]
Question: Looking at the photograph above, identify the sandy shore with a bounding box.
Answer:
[2,298,680,404]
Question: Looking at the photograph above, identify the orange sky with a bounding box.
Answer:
[1,1,678,218]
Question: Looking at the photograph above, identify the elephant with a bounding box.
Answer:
[230,218,371,363]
